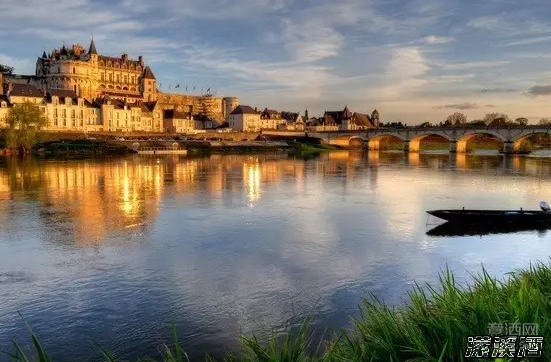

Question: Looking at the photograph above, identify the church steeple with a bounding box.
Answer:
[42,50,47,58]
[88,38,98,55]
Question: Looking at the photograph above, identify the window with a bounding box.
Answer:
[109,74,113,82]
[101,73,105,81]
[72,109,75,118]
[72,68,76,74]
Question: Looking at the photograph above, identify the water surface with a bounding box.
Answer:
[1,152,551,361]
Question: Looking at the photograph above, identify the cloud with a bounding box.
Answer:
[525,85,551,97]
[423,35,455,44]
[466,15,502,31]
[0,54,33,74]
[436,103,479,110]
[498,35,551,47]
[480,88,517,93]
[439,60,511,70]
[375,47,430,100]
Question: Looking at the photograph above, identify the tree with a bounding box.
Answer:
[538,118,551,125]
[0,64,14,74]
[483,112,512,126]
[467,120,486,127]
[446,112,468,126]
[5,102,48,154]
[514,117,529,126]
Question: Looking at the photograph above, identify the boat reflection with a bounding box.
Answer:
[426,222,551,237]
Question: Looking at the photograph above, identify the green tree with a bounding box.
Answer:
[538,117,551,125]
[446,112,468,126]
[0,64,14,74]
[5,101,47,154]
[514,117,529,126]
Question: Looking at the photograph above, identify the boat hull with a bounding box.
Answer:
[427,210,551,224]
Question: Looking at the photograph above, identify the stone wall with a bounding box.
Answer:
[157,93,225,122]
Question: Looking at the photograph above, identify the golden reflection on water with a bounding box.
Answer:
[1,152,551,245]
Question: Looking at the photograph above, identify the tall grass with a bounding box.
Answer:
[4,263,551,362]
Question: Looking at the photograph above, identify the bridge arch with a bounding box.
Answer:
[348,136,365,149]
[409,133,453,153]
[511,131,551,153]
[456,130,506,153]
[367,133,406,151]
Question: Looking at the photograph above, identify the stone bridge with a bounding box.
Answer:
[305,126,551,153]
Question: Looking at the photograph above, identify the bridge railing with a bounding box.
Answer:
[308,125,551,133]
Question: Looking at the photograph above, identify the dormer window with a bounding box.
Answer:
[66,97,71,105]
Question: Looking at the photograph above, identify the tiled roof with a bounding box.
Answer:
[352,112,373,127]
[47,89,79,105]
[142,66,156,80]
[230,105,258,115]
[88,39,98,55]
[323,114,337,125]
[8,84,44,98]
[139,101,157,113]
[49,89,78,99]
[281,111,298,122]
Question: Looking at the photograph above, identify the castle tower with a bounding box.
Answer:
[371,109,380,127]
[222,97,240,120]
[141,66,157,102]
[88,39,98,64]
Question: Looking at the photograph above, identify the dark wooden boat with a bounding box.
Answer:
[427,208,551,225]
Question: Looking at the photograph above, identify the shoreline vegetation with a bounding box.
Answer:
[4,262,551,361]
[0,132,346,157]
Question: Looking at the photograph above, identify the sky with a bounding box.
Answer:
[1,0,551,123]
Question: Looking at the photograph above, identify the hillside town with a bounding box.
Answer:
[0,40,380,134]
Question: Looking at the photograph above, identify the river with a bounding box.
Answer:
[1,151,551,361]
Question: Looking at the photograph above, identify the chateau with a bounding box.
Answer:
[0,40,240,133]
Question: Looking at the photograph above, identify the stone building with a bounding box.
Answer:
[163,109,195,133]
[321,106,379,131]
[228,105,261,131]
[1,40,240,133]
[45,89,97,130]
[259,108,286,130]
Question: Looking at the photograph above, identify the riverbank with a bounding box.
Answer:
[5,262,550,361]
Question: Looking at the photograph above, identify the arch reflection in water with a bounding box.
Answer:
[426,222,551,237]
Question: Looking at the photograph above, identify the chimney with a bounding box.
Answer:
[254,107,258,112]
